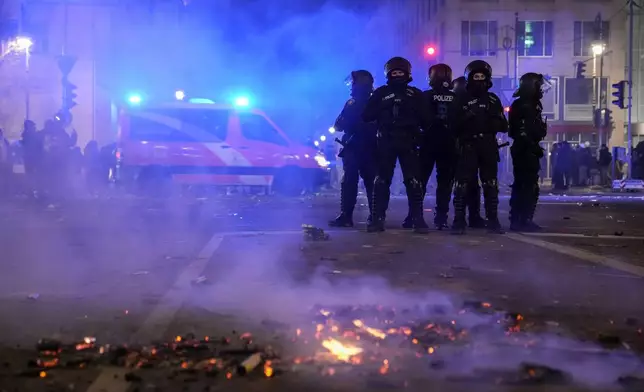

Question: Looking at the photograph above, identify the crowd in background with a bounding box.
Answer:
[2,119,644,198]
[0,119,115,201]
[548,140,644,190]
[326,137,644,192]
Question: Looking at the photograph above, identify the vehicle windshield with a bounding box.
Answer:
[127,108,230,142]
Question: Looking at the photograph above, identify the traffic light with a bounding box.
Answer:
[593,108,602,128]
[604,109,614,130]
[424,44,437,66]
[575,62,586,78]
[611,80,627,109]
[424,45,437,60]
[62,77,77,111]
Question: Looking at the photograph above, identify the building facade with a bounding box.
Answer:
[0,0,188,147]
[388,0,637,158]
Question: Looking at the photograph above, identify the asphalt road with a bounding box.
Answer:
[1,191,644,391]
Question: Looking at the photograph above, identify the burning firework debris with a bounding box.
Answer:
[302,224,330,241]
[18,301,641,387]
[22,333,280,382]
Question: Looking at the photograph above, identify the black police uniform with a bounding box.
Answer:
[329,70,377,227]
[362,57,431,233]
[451,60,508,234]
[452,77,485,228]
[406,63,456,230]
[508,73,547,232]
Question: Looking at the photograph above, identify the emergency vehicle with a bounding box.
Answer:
[114,99,329,195]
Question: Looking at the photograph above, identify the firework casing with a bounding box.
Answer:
[237,352,262,375]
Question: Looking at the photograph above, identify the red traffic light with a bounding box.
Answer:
[425,46,436,56]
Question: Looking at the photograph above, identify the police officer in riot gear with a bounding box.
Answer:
[363,57,431,233]
[451,60,508,234]
[509,72,548,231]
[403,63,455,229]
[453,77,485,228]
[329,70,377,227]
[452,77,467,94]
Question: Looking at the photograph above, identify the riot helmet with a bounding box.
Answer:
[452,76,467,94]
[428,63,453,90]
[513,72,546,99]
[344,70,374,98]
[384,56,412,84]
[464,60,492,94]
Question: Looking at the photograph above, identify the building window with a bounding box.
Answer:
[573,21,610,57]
[517,21,553,57]
[461,21,498,56]
[542,77,559,119]
[564,77,607,106]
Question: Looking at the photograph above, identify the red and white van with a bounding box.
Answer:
[114,102,329,194]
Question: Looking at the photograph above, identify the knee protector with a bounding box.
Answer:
[454,181,468,192]
[482,179,498,190]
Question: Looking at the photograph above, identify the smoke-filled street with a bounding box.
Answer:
[1,193,644,391]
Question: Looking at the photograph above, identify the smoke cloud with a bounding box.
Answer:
[109,0,397,140]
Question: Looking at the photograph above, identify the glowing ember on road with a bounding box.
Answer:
[352,320,387,339]
[321,338,363,362]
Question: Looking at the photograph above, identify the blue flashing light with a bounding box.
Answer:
[175,90,186,100]
[233,96,250,107]
[127,94,142,105]
[189,98,215,104]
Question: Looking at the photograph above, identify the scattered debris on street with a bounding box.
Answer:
[302,225,330,241]
[15,301,643,388]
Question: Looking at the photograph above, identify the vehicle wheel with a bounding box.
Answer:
[273,167,307,196]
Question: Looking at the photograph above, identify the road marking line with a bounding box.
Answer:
[215,229,499,237]
[505,233,644,278]
[85,368,131,392]
[86,233,224,392]
[521,232,644,240]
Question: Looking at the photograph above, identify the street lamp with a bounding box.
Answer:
[5,37,35,121]
[592,43,604,56]
[13,36,33,51]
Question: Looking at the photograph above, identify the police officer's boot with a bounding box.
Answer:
[329,212,353,227]
[523,189,542,232]
[467,183,485,228]
[405,179,429,234]
[367,216,385,232]
[402,213,414,229]
[413,214,430,234]
[367,178,387,233]
[433,210,449,230]
[523,219,541,232]
[451,182,467,235]
[329,186,354,227]
[483,181,504,234]
[508,185,525,231]
[365,181,375,225]
[434,187,449,230]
